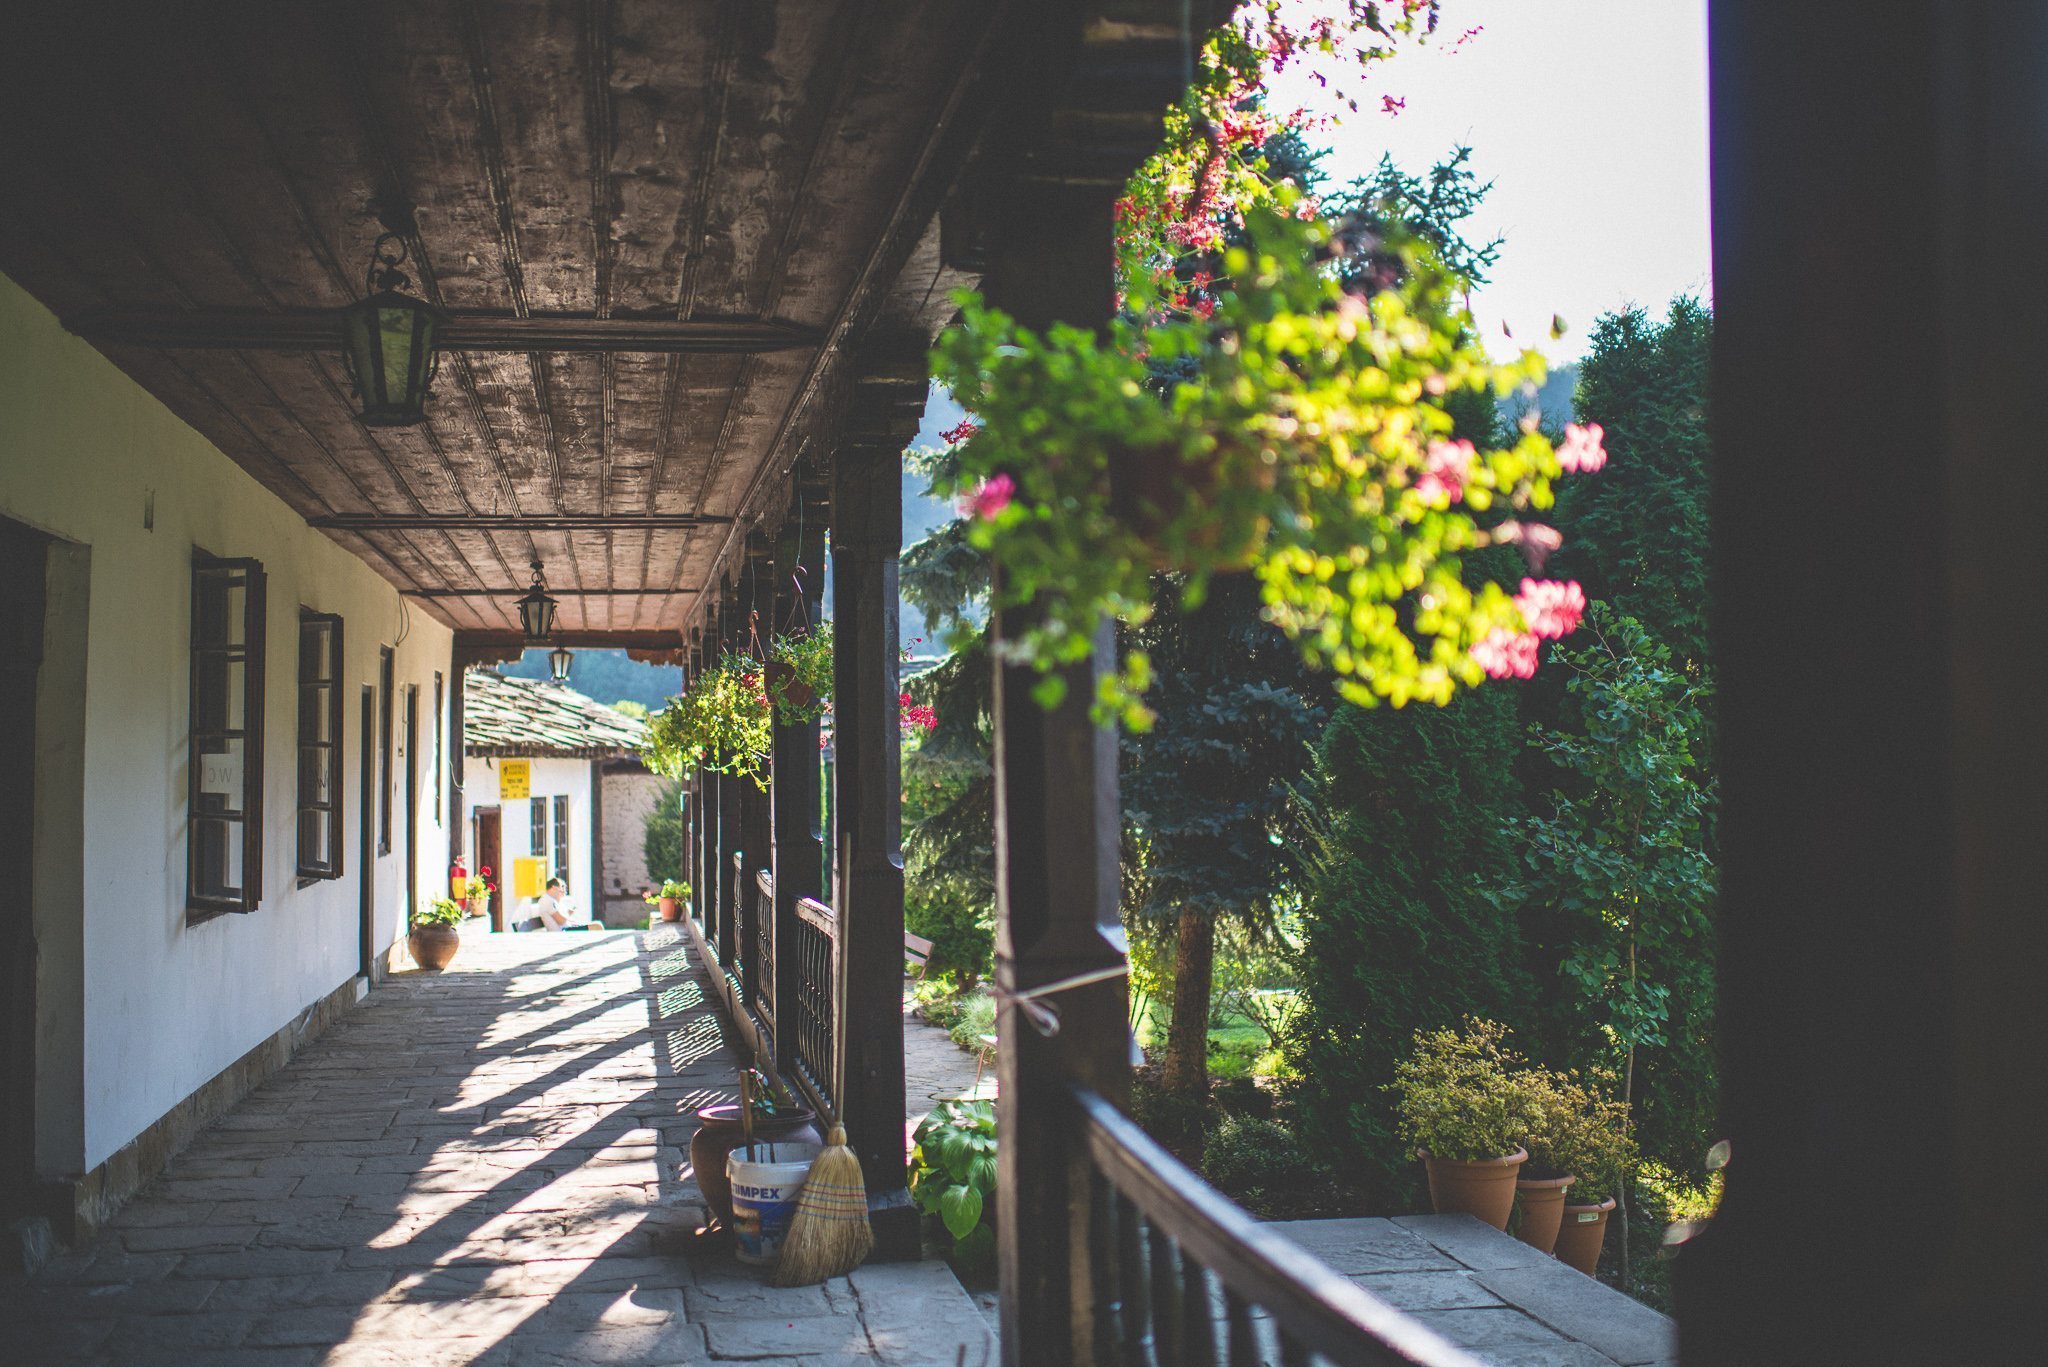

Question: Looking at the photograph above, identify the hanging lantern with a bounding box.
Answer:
[517,560,559,642]
[549,645,574,682]
[338,232,445,427]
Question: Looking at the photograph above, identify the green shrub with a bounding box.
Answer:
[946,993,996,1056]
[910,1099,997,1273]
[643,782,683,887]
[1387,1018,1529,1163]
[1517,1065,1636,1199]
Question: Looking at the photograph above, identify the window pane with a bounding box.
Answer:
[198,735,247,809]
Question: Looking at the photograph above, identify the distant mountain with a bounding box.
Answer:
[499,648,682,711]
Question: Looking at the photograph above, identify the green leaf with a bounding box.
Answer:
[939,1183,984,1241]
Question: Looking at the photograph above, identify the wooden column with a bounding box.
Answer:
[830,359,924,1259]
[1681,6,2048,1362]
[984,181,1133,1367]
[772,472,828,1073]
[737,535,776,1015]
[446,641,465,863]
[715,580,743,969]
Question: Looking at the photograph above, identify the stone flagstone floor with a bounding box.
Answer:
[3,925,995,1366]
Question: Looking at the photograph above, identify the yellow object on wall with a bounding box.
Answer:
[512,857,546,900]
[498,759,530,800]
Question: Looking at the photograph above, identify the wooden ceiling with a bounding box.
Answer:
[0,1,998,639]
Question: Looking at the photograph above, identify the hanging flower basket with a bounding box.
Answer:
[643,653,773,787]
[931,198,1605,729]
[766,624,832,723]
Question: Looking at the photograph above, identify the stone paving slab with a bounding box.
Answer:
[2,928,990,1366]
[1273,1216,1677,1367]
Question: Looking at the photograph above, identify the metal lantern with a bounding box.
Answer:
[549,645,574,682]
[517,560,559,642]
[338,232,445,427]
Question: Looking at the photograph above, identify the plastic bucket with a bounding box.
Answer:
[726,1142,819,1266]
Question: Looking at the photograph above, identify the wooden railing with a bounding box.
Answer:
[1073,1086,1484,1367]
[751,869,776,1034]
[790,895,838,1115]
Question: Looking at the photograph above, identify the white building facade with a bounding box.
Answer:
[2,275,457,1242]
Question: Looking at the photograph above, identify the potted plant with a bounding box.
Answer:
[461,871,493,918]
[1387,1019,1528,1230]
[644,652,773,787]
[1521,1068,1637,1275]
[644,879,690,924]
[931,199,1604,729]
[409,897,465,971]
[910,1098,998,1273]
[766,623,832,723]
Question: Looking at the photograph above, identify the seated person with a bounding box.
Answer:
[517,876,586,932]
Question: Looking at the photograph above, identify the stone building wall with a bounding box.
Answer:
[599,762,670,925]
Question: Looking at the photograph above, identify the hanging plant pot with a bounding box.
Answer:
[1420,1147,1527,1231]
[1513,1174,1575,1254]
[765,659,817,716]
[1107,442,1272,570]
[1553,1195,1617,1275]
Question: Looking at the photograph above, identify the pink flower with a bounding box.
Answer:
[941,418,981,446]
[1558,422,1608,473]
[1381,95,1406,115]
[1334,293,1371,341]
[1515,579,1587,640]
[1492,521,1565,572]
[1416,439,1473,504]
[958,473,1015,521]
[1472,628,1541,679]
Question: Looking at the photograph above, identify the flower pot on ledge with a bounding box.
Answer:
[1513,1173,1575,1254]
[1421,1147,1527,1231]
[1553,1195,1616,1275]
[658,897,682,923]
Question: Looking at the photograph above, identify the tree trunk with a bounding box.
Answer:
[1161,908,1217,1104]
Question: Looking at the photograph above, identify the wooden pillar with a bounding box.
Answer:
[447,641,465,863]
[984,181,1133,1367]
[772,473,828,1073]
[1682,6,2048,1362]
[830,360,923,1259]
[738,535,775,1014]
[715,579,742,969]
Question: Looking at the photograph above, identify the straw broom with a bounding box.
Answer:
[771,1105,873,1284]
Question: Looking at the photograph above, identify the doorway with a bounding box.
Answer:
[359,686,376,980]
[403,685,418,924]
[0,517,47,1219]
[473,806,503,932]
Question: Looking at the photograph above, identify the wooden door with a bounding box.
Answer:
[0,518,47,1217]
[474,807,503,932]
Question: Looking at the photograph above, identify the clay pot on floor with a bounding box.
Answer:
[690,1104,821,1230]
[1513,1174,1575,1254]
[657,897,682,923]
[1421,1147,1528,1231]
[1553,1195,1617,1275]
[408,926,461,972]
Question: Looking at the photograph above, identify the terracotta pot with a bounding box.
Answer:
[1421,1147,1527,1231]
[765,660,817,715]
[1108,443,1273,569]
[1513,1174,1576,1254]
[408,925,461,972]
[658,896,682,923]
[1553,1196,1617,1275]
[690,1104,821,1230]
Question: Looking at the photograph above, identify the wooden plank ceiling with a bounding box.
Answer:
[0,1,989,640]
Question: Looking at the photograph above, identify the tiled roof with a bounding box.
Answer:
[463,669,650,759]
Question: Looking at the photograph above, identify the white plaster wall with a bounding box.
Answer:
[601,767,669,901]
[463,754,596,920]
[0,273,454,1173]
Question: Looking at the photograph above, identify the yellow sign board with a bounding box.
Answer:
[512,857,547,900]
[498,759,531,800]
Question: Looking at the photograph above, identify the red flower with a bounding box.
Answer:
[941,418,981,446]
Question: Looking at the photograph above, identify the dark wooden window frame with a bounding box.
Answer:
[529,792,547,864]
[377,645,394,855]
[295,610,344,882]
[188,552,266,921]
[551,793,570,884]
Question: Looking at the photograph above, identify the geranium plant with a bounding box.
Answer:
[413,897,466,930]
[644,652,772,787]
[643,879,690,905]
[933,200,1602,727]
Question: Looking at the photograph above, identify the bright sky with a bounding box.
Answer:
[1268,1,1711,362]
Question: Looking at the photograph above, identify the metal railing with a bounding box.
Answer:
[751,868,776,1034]
[1073,1086,1484,1367]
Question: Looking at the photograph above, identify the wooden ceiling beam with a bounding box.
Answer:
[307,513,730,531]
[404,586,699,599]
[62,309,823,355]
